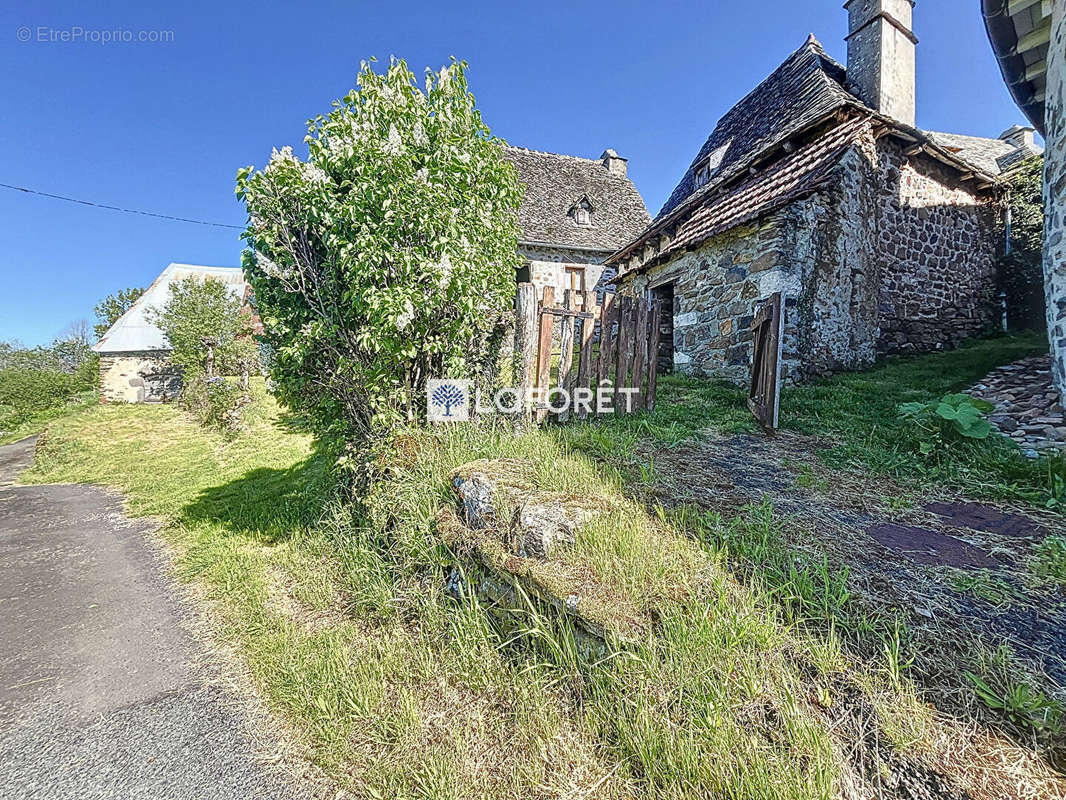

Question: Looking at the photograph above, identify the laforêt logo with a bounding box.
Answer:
[427,379,471,422]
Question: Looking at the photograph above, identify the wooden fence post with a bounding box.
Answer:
[631,299,649,411]
[535,286,555,423]
[576,290,595,419]
[596,293,616,388]
[646,300,663,413]
[515,283,537,421]
[614,297,633,415]
[557,290,575,422]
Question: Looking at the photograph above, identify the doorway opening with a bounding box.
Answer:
[650,282,675,374]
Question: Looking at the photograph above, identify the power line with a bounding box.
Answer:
[0,181,244,230]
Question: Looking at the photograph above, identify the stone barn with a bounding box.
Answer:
[609,0,1042,384]
[503,146,650,304]
[93,263,251,403]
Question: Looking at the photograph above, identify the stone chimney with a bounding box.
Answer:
[601,148,628,177]
[999,124,1037,151]
[845,0,918,128]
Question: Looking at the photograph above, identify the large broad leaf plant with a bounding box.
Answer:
[899,392,995,455]
[236,58,523,454]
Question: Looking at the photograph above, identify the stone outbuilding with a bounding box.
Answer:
[610,0,1042,384]
[503,146,650,303]
[93,263,250,403]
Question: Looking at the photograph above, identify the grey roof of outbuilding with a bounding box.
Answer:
[502,146,650,252]
[923,130,1043,175]
[652,34,1039,224]
[93,263,246,354]
[656,35,855,220]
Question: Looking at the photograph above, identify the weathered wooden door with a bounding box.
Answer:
[748,292,783,430]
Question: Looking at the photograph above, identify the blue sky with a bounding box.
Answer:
[0,0,1031,345]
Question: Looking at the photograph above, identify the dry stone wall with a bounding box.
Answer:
[873,139,1000,355]
[99,352,180,403]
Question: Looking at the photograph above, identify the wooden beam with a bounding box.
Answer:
[905,144,924,156]
[1007,0,1042,14]
[1016,19,1051,55]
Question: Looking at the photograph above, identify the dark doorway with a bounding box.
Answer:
[650,283,675,374]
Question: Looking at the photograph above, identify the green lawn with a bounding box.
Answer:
[19,372,1064,798]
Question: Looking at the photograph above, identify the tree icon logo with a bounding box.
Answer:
[427,379,471,422]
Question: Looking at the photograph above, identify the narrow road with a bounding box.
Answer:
[0,436,321,799]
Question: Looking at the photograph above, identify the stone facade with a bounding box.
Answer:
[875,138,1000,354]
[619,131,1002,384]
[519,244,615,305]
[1044,1,1066,397]
[98,352,180,403]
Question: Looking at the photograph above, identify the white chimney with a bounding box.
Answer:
[601,148,628,177]
[845,0,918,128]
[999,125,1037,151]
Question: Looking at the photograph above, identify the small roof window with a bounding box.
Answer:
[569,195,595,226]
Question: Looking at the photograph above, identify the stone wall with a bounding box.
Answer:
[99,351,180,403]
[873,138,1000,355]
[1044,1,1066,397]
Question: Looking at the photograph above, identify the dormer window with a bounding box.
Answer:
[569,196,594,227]
[692,141,731,190]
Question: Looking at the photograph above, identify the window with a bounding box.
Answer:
[569,196,594,226]
[692,141,731,189]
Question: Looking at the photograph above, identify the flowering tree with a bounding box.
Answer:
[236,58,523,452]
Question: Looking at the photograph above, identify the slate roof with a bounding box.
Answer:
[655,35,855,221]
[611,33,1039,272]
[93,263,247,354]
[923,130,1043,175]
[502,146,650,252]
[656,116,870,264]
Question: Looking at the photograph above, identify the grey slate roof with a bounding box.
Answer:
[656,35,854,220]
[93,263,246,354]
[502,146,650,252]
[923,130,1043,176]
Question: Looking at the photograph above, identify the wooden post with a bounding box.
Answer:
[614,297,633,415]
[535,286,555,423]
[557,290,575,422]
[596,293,616,387]
[576,290,595,419]
[631,299,649,411]
[646,300,663,413]
[515,283,537,419]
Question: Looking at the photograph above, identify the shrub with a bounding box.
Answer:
[999,156,1045,331]
[181,375,248,433]
[898,392,995,456]
[0,368,75,427]
[236,58,523,459]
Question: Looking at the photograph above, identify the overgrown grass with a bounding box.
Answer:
[21,386,1064,798]
[561,333,1063,509]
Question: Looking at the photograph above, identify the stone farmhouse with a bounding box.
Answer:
[609,0,1043,384]
[503,146,650,304]
[93,263,250,403]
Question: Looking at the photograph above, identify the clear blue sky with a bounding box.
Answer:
[0,0,1031,345]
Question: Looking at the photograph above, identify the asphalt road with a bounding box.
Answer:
[0,436,322,799]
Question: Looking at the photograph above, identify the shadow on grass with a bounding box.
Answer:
[179,445,335,543]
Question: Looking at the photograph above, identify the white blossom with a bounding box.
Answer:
[395,299,415,331]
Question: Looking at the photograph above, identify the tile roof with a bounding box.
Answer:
[93,263,247,354]
[655,35,856,221]
[923,130,1043,176]
[621,115,870,276]
[502,146,650,252]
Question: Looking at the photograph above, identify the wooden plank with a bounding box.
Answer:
[557,290,575,422]
[747,292,783,431]
[576,291,595,419]
[614,296,633,415]
[535,286,555,423]
[630,298,649,411]
[646,299,662,413]
[515,283,538,405]
[596,293,616,387]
